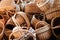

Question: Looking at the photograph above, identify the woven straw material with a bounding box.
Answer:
[45,7,60,20]
[25,2,41,13]
[36,0,50,12]
[0,0,16,11]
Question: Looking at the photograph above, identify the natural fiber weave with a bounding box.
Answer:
[45,7,60,20]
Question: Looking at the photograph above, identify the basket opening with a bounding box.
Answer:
[54,28,60,37]
[35,14,44,21]
[5,24,15,30]
[53,17,60,27]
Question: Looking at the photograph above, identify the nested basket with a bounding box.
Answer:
[53,0,60,8]
[51,16,60,39]
[45,7,60,21]
[9,27,36,40]
[36,0,50,12]
[31,13,45,29]
[31,13,51,40]
[0,15,5,40]
[5,12,30,39]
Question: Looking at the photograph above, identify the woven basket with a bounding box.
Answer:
[35,21,51,40]
[53,0,60,8]
[51,16,60,39]
[31,13,45,29]
[9,27,36,40]
[45,7,60,21]
[25,2,41,13]
[5,12,30,38]
[36,0,50,12]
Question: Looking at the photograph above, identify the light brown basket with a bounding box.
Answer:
[51,16,60,39]
[5,12,30,38]
[45,7,60,21]
[35,21,51,40]
[9,27,36,40]
[31,13,45,29]
[36,0,50,12]
[25,2,41,13]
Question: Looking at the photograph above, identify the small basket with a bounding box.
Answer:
[35,22,51,40]
[36,0,50,12]
[31,13,45,29]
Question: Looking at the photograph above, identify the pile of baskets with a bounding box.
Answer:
[0,0,60,40]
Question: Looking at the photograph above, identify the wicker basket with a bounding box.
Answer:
[5,12,30,38]
[25,2,41,13]
[35,22,51,40]
[31,13,45,29]
[51,16,60,39]
[36,0,50,12]
[45,7,60,21]
[9,27,36,40]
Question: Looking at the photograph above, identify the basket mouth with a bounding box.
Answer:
[35,14,44,21]
[53,17,60,27]
[5,24,15,30]
[53,28,60,39]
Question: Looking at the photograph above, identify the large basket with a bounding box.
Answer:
[5,12,30,39]
[9,27,36,40]
[51,16,60,39]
